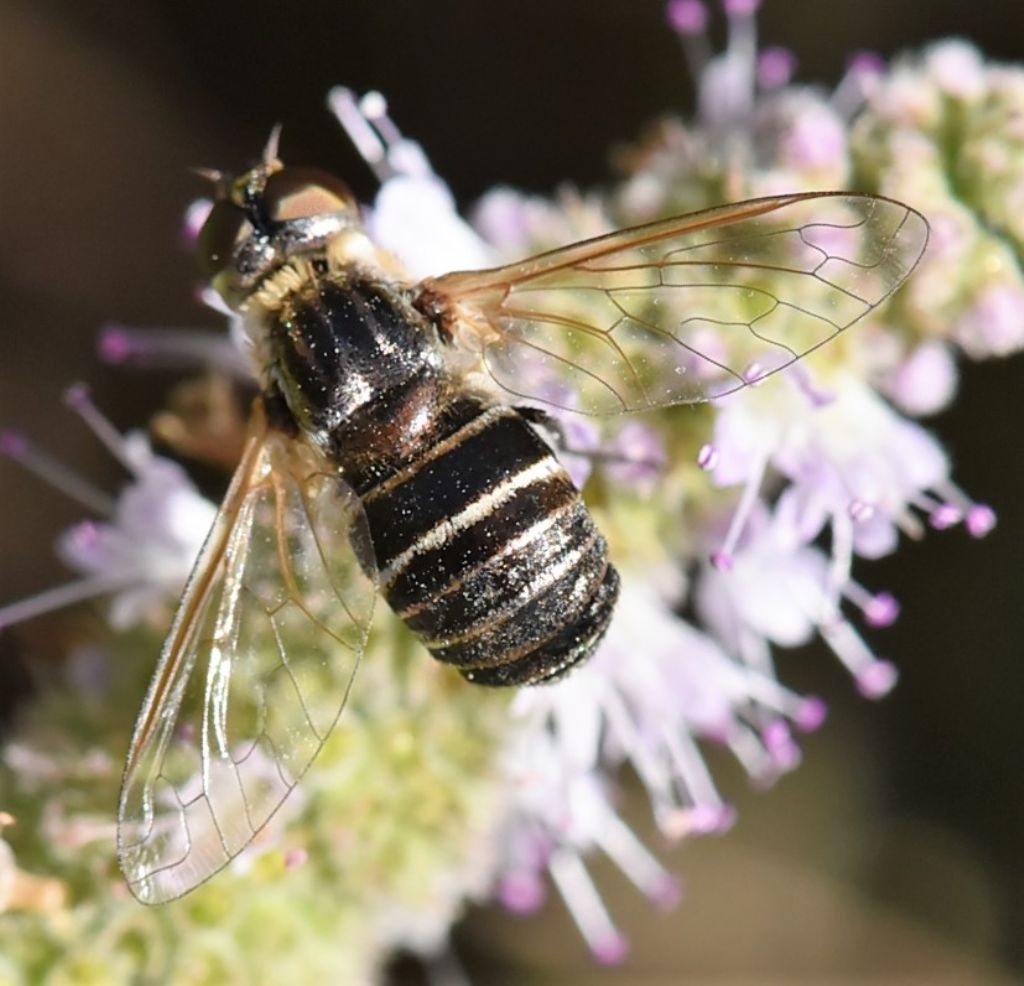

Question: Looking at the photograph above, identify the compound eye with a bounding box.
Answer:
[196,200,249,279]
[263,167,356,223]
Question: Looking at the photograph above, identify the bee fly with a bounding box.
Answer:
[118,130,928,904]
[213,171,622,691]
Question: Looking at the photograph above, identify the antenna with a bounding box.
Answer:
[263,123,284,166]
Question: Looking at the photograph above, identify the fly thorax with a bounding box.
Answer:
[265,272,444,443]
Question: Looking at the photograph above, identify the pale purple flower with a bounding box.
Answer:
[314,59,1002,967]
[327,87,493,278]
[692,360,997,704]
[662,0,855,194]
[471,187,539,257]
[497,582,827,958]
[707,375,992,560]
[883,340,959,416]
[924,39,987,102]
[0,387,215,632]
[696,496,900,699]
[775,95,849,174]
[953,282,1024,357]
[474,183,613,259]
[369,173,493,279]
[757,46,797,90]
[602,421,667,491]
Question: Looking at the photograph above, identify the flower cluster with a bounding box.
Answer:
[2,1,1021,981]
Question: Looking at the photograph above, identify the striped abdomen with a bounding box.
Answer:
[264,271,618,685]
[360,404,620,686]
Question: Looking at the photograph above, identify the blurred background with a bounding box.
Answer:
[1,1,1022,982]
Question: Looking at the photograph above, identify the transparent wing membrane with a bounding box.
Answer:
[426,193,929,414]
[118,409,376,903]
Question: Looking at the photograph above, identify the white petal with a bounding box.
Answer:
[369,175,492,279]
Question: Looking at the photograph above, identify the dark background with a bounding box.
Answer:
[1,2,1022,982]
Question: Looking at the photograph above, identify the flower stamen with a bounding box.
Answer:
[591,809,681,909]
[99,324,250,378]
[711,448,769,569]
[548,849,629,965]
[0,573,131,631]
[326,87,391,180]
[666,1,712,78]
[327,87,431,183]
[819,617,899,698]
[757,46,797,90]
[0,430,114,516]
[934,480,997,537]
[62,384,140,477]
[843,580,901,628]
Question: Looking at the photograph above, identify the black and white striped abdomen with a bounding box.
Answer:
[360,405,620,686]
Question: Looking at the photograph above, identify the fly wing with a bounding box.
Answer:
[117,407,377,904]
[422,192,929,414]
